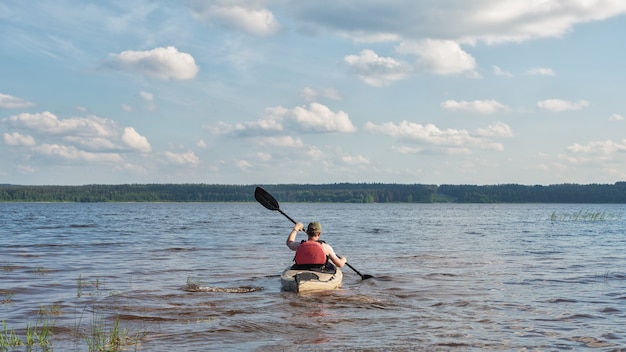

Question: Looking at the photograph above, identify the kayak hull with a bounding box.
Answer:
[280,265,343,293]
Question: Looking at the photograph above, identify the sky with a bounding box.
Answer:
[2,0,626,186]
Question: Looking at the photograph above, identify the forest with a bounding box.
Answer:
[1,182,626,203]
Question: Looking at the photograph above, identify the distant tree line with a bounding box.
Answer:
[0,182,625,203]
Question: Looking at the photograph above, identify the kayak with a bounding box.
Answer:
[280,264,343,293]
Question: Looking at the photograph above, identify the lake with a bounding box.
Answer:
[1,202,625,351]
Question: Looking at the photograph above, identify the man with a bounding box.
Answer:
[286,221,347,268]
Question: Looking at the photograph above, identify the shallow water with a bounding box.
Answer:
[1,202,625,351]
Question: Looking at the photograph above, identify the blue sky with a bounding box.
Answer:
[2,1,626,186]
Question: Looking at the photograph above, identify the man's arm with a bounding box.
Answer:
[286,222,304,250]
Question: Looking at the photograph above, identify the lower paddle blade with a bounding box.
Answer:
[361,274,374,280]
[254,187,280,211]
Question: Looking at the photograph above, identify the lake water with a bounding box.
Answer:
[1,202,625,351]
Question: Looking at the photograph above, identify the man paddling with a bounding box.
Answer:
[286,221,347,269]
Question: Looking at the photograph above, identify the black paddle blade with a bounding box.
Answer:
[254,187,280,211]
[361,274,374,280]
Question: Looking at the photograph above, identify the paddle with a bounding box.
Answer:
[254,186,374,280]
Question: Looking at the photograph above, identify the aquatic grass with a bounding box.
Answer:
[33,266,48,275]
[550,210,614,221]
[1,263,15,272]
[78,275,105,298]
[83,313,146,352]
[0,321,22,348]
[0,290,14,304]
[0,316,56,349]
[25,317,55,347]
[39,303,62,316]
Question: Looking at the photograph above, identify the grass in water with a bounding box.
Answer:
[84,313,146,352]
[0,290,14,305]
[78,275,105,298]
[0,316,56,349]
[550,210,613,221]
[0,321,22,348]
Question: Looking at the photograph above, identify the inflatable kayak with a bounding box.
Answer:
[280,264,343,293]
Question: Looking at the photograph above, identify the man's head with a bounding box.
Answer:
[306,221,322,237]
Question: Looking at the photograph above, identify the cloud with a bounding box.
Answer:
[234,159,253,170]
[474,122,514,137]
[290,1,626,44]
[189,1,280,36]
[291,103,356,133]
[493,65,513,77]
[526,67,555,76]
[609,113,624,121]
[300,87,342,102]
[558,139,626,166]
[365,120,512,153]
[441,99,511,114]
[340,154,370,166]
[2,111,152,162]
[4,132,36,146]
[567,139,626,155]
[164,151,200,167]
[33,144,124,163]
[212,102,356,137]
[397,40,477,76]
[257,136,304,148]
[0,93,35,109]
[108,46,199,80]
[122,127,151,153]
[344,49,411,86]
[537,99,589,112]
[139,91,154,101]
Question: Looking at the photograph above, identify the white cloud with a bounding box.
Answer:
[307,146,325,160]
[2,112,152,157]
[122,127,151,153]
[609,113,624,121]
[212,103,356,137]
[340,154,370,166]
[365,120,511,153]
[474,122,514,137]
[344,49,411,86]
[0,93,35,109]
[4,132,36,146]
[234,159,253,170]
[108,46,199,80]
[441,99,511,114]
[33,144,123,163]
[139,91,154,101]
[4,111,117,136]
[196,139,208,149]
[526,67,555,76]
[537,99,589,112]
[300,87,341,102]
[558,139,626,166]
[397,39,477,76]
[255,152,272,161]
[567,139,626,155]
[292,1,626,44]
[291,103,356,133]
[493,65,513,77]
[257,136,304,148]
[189,1,280,36]
[164,151,200,166]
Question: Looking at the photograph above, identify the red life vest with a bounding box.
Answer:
[294,241,327,265]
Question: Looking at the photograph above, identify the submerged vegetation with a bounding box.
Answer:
[550,210,614,221]
[1,273,145,351]
[1,182,626,203]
